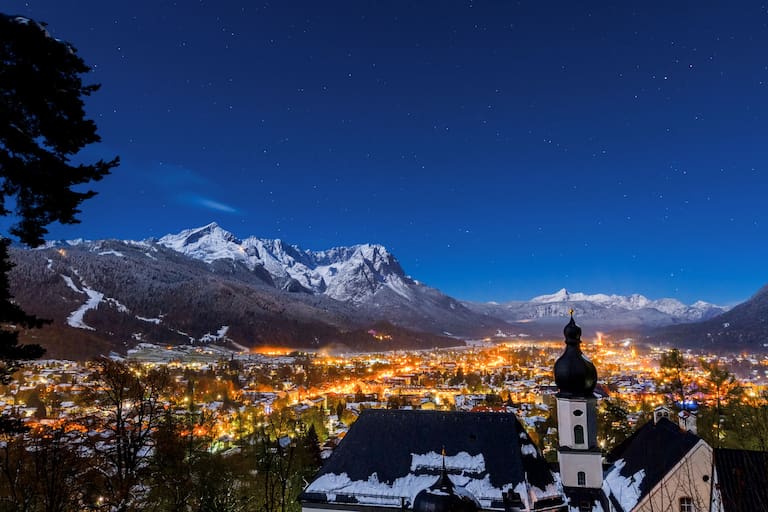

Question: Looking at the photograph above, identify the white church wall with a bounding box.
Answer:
[633,441,713,512]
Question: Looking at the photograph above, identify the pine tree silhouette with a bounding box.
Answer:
[0,14,119,403]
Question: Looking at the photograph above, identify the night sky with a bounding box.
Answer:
[5,1,768,305]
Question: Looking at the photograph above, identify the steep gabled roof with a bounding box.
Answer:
[714,448,768,512]
[303,409,559,507]
[604,417,701,509]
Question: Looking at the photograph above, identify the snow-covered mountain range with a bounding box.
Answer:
[529,288,724,321]
[6,223,738,358]
[154,223,503,338]
[464,288,727,331]
[158,223,415,303]
[7,224,506,357]
[157,225,727,325]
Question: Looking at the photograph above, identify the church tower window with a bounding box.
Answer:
[574,425,584,445]
[577,472,586,486]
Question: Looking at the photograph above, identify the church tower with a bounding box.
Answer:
[554,312,602,490]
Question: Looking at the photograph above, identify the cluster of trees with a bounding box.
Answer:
[0,358,324,512]
[659,348,768,450]
[447,367,509,391]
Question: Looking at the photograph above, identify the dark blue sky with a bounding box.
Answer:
[6,1,768,305]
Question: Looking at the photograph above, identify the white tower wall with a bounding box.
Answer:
[558,450,604,488]
[556,397,597,449]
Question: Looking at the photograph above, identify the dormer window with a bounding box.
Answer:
[653,405,672,424]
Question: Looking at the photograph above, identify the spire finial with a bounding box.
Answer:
[441,446,446,472]
[563,311,582,343]
[435,446,454,492]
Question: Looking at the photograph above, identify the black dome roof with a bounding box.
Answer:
[413,468,478,512]
[553,315,597,398]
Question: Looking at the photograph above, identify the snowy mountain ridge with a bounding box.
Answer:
[43,224,726,327]
[9,223,744,357]
[157,222,414,303]
[10,224,505,357]
[464,286,727,329]
[529,288,724,319]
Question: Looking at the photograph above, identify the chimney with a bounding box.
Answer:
[678,410,697,434]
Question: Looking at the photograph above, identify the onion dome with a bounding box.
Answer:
[553,313,597,398]
[413,459,478,512]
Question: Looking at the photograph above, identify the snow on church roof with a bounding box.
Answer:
[603,459,645,512]
[603,417,702,511]
[301,410,564,509]
[410,451,486,473]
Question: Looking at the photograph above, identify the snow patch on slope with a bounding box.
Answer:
[200,325,229,343]
[60,273,114,330]
[98,250,125,257]
[61,275,81,293]
[136,316,162,324]
[67,287,103,330]
[105,297,129,313]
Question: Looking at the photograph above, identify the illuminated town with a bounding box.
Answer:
[3,332,766,459]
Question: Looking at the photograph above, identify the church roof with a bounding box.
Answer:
[603,417,702,511]
[301,409,562,509]
[714,448,768,512]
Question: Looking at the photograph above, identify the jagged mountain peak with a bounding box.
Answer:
[159,222,241,248]
[155,224,409,304]
[531,288,570,303]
